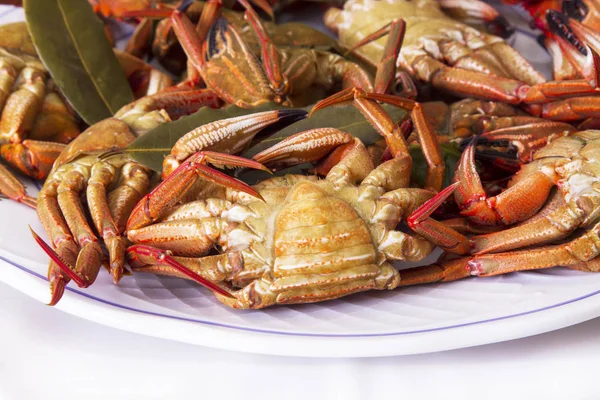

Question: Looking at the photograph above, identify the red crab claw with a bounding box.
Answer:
[126,245,234,298]
[127,152,269,231]
[465,120,576,169]
[453,144,555,226]
[546,9,600,88]
[438,0,515,38]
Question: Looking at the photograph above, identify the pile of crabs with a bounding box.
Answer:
[3,0,600,309]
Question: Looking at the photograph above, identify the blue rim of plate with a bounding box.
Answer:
[3,253,600,338]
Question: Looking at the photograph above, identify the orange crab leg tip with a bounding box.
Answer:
[48,275,66,306]
[126,245,234,298]
[29,227,86,288]
[21,195,38,210]
[407,182,460,227]
[361,92,417,110]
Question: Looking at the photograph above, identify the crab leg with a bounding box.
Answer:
[407,182,471,255]
[126,245,235,298]
[87,160,151,283]
[311,88,444,191]
[240,0,286,96]
[36,179,93,305]
[0,64,45,144]
[0,162,36,208]
[466,220,600,276]
[343,19,409,95]
[56,169,104,281]
[470,200,588,255]
[375,188,440,262]
[1,140,65,180]
[115,89,223,128]
[395,257,472,287]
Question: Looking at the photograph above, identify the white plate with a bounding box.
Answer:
[3,176,600,357]
[2,5,600,358]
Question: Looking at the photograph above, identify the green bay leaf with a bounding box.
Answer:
[24,0,135,125]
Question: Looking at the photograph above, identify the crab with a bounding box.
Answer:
[324,0,600,124]
[121,93,468,308]
[30,84,308,305]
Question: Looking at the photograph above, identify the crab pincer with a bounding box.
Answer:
[127,152,269,231]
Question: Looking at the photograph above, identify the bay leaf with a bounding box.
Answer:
[24,0,135,125]
[125,103,284,172]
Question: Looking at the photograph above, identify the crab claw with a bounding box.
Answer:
[546,9,600,87]
[253,128,355,169]
[164,109,307,176]
[454,144,555,226]
[126,245,234,298]
[128,151,268,231]
[438,0,515,38]
[469,120,576,168]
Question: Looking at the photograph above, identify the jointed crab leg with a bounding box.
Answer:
[311,88,444,191]
[0,61,46,145]
[0,162,36,208]
[341,19,416,97]
[126,245,234,298]
[240,0,286,96]
[395,217,600,287]
[407,182,471,255]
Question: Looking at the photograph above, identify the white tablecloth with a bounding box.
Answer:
[1,281,598,400]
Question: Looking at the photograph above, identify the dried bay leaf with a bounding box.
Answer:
[24,0,135,124]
